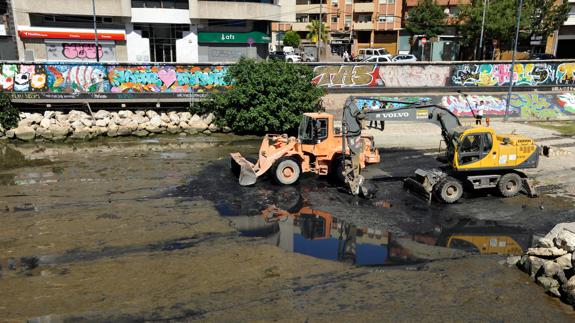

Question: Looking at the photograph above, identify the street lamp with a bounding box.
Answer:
[92,0,100,62]
[504,0,524,121]
[478,0,489,60]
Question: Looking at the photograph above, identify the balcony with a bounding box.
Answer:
[353,21,373,30]
[296,4,322,13]
[192,1,283,21]
[291,22,311,31]
[353,2,373,12]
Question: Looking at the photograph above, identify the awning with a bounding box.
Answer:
[18,26,125,41]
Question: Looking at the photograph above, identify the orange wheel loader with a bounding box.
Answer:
[230,112,380,186]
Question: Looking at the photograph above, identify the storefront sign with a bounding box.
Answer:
[46,41,116,62]
[18,28,125,41]
[198,31,271,44]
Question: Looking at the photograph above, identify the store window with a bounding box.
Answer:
[131,0,189,9]
[136,24,189,62]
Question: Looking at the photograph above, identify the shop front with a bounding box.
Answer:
[197,31,270,62]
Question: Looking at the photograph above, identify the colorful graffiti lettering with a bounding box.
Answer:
[62,44,103,60]
[0,63,230,96]
[452,63,556,87]
[441,95,515,117]
[312,65,380,87]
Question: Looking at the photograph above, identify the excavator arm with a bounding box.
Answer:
[341,96,463,196]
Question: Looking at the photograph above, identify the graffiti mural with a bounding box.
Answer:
[361,94,575,119]
[1,63,230,100]
[311,61,575,89]
[379,65,450,88]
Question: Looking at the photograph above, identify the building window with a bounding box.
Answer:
[345,15,352,25]
[378,0,394,3]
[357,14,372,22]
[378,15,394,23]
[332,0,338,5]
[345,0,352,4]
[331,16,338,23]
[131,0,189,9]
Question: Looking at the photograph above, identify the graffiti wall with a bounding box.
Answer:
[312,61,575,89]
[0,62,231,100]
[358,94,575,119]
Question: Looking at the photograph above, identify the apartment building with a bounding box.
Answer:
[554,0,575,58]
[272,0,402,56]
[11,0,294,62]
[0,0,18,60]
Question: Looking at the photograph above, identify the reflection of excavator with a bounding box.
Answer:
[230,112,380,186]
[262,205,333,240]
[341,97,540,203]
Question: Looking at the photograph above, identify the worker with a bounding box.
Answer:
[343,50,350,62]
[368,101,381,129]
[475,100,484,125]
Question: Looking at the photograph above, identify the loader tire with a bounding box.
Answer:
[330,158,346,183]
[435,177,463,204]
[272,158,301,185]
[497,173,522,197]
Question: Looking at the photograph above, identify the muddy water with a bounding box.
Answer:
[1,136,574,321]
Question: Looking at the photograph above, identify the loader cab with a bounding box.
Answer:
[454,128,496,169]
[298,113,332,145]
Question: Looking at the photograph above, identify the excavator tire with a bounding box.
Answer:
[497,173,522,197]
[272,157,301,185]
[434,177,463,204]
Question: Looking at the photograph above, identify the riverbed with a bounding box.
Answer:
[1,135,574,321]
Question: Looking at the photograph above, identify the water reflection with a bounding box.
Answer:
[229,205,533,266]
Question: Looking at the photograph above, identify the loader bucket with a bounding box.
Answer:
[230,153,258,186]
[403,177,433,204]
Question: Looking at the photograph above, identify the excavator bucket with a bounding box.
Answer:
[230,152,258,186]
[403,169,444,204]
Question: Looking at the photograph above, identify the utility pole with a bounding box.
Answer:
[92,0,100,62]
[478,0,488,60]
[317,0,322,62]
[504,0,523,121]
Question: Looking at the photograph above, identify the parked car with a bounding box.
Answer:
[357,48,392,61]
[267,51,302,62]
[299,52,316,62]
[531,53,556,60]
[392,54,417,62]
[361,55,392,63]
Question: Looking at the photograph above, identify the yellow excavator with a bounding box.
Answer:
[341,96,540,203]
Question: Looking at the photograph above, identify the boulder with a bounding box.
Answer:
[146,110,159,118]
[35,128,54,140]
[556,253,573,270]
[145,123,163,134]
[160,113,171,124]
[526,247,568,257]
[43,111,55,119]
[179,112,192,122]
[95,118,109,127]
[208,123,219,132]
[14,126,36,141]
[503,255,522,267]
[542,260,562,277]
[189,115,209,131]
[68,110,89,121]
[541,223,575,250]
[49,125,71,141]
[55,114,69,123]
[118,110,133,118]
[135,110,146,117]
[39,118,51,129]
[133,129,149,137]
[149,116,162,128]
[202,113,215,125]
[178,121,191,130]
[70,127,91,140]
[537,276,561,297]
[5,129,15,139]
[554,230,575,253]
[126,120,139,132]
[81,119,95,127]
[222,126,232,133]
[71,120,84,129]
[133,115,149,124]
[167,125,180,134]
[168,112,180,124]
[90,127,107,137]
[117,126,132,136]
[519,255,546,278]
[27,113,43,125]
[107,124,119,137]
[94,110,110,120]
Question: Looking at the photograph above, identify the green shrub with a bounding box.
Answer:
[283,31,301,48]
[0,93,19,130]
[194,58,325,135]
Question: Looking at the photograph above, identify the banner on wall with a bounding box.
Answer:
[46,41,116,62]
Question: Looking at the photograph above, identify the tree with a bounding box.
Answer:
[458,0,570,52]
[192,58,325,135]
[306,20,329,44]
[283,31,301,48]
[405,0,447,38]
[0,93,19,130]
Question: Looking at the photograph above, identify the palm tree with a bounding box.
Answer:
[305,20,329,44]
